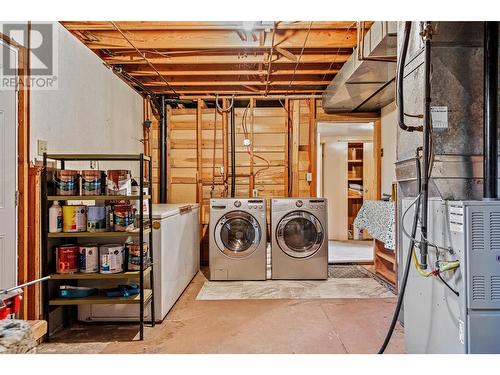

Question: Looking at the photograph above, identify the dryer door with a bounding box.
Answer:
[215,211,262,258]
[276,211,324,258]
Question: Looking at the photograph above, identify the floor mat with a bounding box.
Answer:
[197,265,394,300]
[328,264,370,279]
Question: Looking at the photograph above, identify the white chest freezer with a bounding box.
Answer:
[78,203,200,322]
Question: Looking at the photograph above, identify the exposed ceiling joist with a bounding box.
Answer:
[61,21,366,97]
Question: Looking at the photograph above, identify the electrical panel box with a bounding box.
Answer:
[402,198,500,353]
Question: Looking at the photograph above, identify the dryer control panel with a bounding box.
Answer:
[308,199,326,210]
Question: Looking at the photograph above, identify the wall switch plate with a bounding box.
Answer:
[37,140,48,156]
[306,172,313,182]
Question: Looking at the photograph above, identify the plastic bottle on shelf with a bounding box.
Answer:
[49,201,63,233]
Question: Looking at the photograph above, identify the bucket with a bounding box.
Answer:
[81,170,102,196]
[87,206,107,232]
[107,170,131,196]
[99,244,124,274]
[78,244,99,273]
[56,245,79,274]
[55,170,79,196]
[62,205,87,232]
[126,242,149,271]
[113,204,134,232]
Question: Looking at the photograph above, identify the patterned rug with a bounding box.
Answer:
[328,264,370,279]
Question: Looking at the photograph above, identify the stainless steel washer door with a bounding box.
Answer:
[215,211,262,258]
[276,211,324,258]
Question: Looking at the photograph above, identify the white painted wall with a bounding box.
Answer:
[381,101,397,196]
[30,23,143,174]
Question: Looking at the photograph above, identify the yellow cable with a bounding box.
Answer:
[412,247,433,277]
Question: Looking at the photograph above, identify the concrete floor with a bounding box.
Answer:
[38,272,404,354]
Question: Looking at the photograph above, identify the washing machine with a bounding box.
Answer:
[209,198,267,280]
[271,198,328,279]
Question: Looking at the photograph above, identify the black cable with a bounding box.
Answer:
[378,151,422,354]
[397,22,423,133]
[437,273,460,297]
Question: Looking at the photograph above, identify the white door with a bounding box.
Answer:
[323,140,348,240]
[0,41,18,290]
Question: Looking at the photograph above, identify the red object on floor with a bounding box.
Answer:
[0,290,23,320]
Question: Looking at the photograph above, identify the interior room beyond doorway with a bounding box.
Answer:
[318,122,375,263]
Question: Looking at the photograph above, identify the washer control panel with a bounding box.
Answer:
[246,199,264,210]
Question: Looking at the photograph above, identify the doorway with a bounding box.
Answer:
[0,40,18,289]
[317,122,375,264]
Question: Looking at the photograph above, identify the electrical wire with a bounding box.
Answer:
[110,21,178,97]
[240,102,271,180]
[285,21,313,97]
[437,273,460,297]
[210,105,219,197]
[215,94,234,112]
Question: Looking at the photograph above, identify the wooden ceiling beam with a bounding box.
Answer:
[159,89,325,95]
[141,80,331,87]
[61,21,361,31]
[127,68,339,77]
[102,52,352,65]
[81,29,357,50]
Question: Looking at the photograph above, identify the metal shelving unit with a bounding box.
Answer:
[41,153,155,341]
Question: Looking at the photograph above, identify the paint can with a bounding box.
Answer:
[113,204,135,232]
[81,170,102,196]
[62,205,87,232]
[78,244,99,273]
[105,205,112,231]
[99,244,124,274]
[126,242,149,271]
[107,170,131,196]
[55,170,79,196]
[56,245,79,274]
[86,206,107,232]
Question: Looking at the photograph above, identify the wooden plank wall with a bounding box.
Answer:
[159,99,316,224]
[148,99,381,210]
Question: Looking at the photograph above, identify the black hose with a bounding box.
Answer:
[378,149,422,354]
[419,24,432,269]
[397,22,423,133]
[230,105,236,197]
[483,21,499,200]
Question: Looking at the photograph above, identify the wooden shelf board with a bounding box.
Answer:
[348,196,363,199]
[47,195,151,201]
[49,267,151,280]
[376,267,396,285]
[49,289,152,306]
[348,177,363,181]
[48,228,151,238]
[376,250,396,264]
[347,159,363,163]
